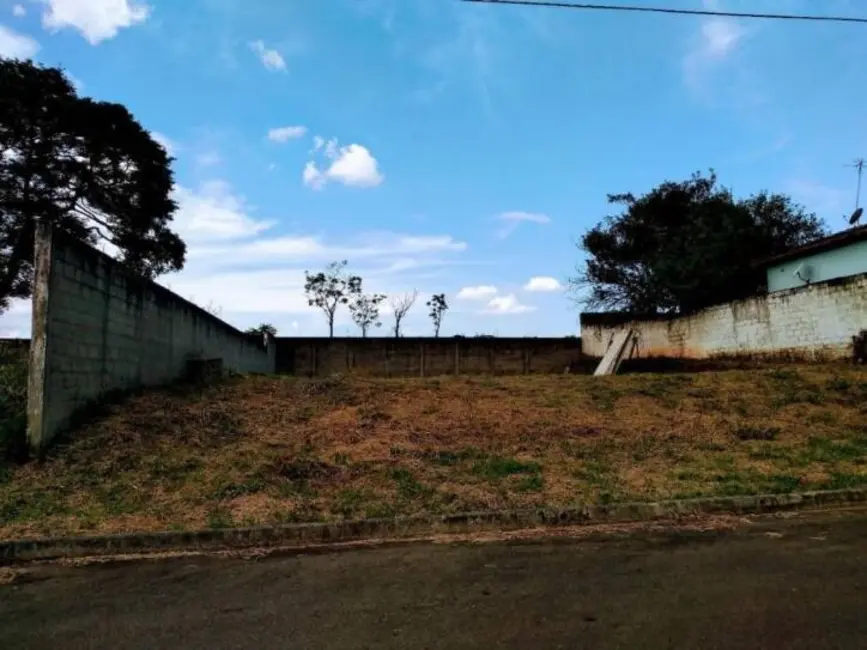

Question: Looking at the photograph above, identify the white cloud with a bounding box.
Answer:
[303,139,384,190]
[66,72,85,91]
[0,24,39,58]
[682,0,745,94]
[524,276,561,292]
[195,151,221,167]
[700,19,742,58]
[0,173,468,335]
[457,285,497,300]
[12,5,26,17]
[484,294,535,315]
[250,40,286,71]
[39,0,150,45]
[496,211,551,238]
[151,132,176,156]
[268,126,307,143]
[171,181,275,244]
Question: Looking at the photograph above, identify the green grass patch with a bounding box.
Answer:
[391,468,431,500]
[472,456,541,480]
[206,506,234,529]
[334,489,365,517]
[515,474,544,492]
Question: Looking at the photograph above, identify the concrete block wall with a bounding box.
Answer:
[580,273,867,360]
[275,337,584,377]
[27,225,275,452]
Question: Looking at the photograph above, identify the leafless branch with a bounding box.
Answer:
[390,290,418,338]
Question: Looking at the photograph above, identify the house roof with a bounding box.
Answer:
[757,225,867,268]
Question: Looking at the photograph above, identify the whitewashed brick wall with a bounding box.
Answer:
[29,229,275,450]
[581,274,867,360]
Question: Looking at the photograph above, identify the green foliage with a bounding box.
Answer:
[391,468,430,499]
[303,261,362,337]
[206,506,234,529]
[0,58,186,312]
[349,291,385,337]
[245,323,278,337]
[0,361,27,461]
[571,170,827,313]
[426,293,449,337]
[472,456,541,480]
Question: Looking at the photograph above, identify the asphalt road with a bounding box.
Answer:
[3,510,867,649]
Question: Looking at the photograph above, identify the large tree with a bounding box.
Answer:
[570,171,827,314]
[0,58,186,312]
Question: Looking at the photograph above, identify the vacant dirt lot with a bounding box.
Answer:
[1,364,866,540]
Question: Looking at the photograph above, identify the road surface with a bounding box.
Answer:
[2,509,867,649]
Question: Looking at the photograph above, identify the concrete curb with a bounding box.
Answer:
[2,488,866,563]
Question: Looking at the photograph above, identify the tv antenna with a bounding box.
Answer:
[846,158,864,226]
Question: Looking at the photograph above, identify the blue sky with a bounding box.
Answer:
[1,0,866,337]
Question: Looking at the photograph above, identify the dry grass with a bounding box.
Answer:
[2,365,867,540]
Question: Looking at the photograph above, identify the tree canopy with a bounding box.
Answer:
[570,171,827,314]
[246,323,277,337]
[304,260,361,338]
[349,291,385,338]
[0,58,186,312]
[426,293,448,337]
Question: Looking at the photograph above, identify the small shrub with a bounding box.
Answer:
[826,376,852,392]
[211,476,267,500]
[271,457,337,481]
[206,507,234,529]
[334,489,364,516]
[733,425,779,441]
[0,361,28,462]
[391,468,430,499]
[472,456,541,480]
[515,474,544,492]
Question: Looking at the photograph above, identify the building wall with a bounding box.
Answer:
[581,273,867,361]
[27,226,275,452]
[767,239,867,293]
[275,337,585,377]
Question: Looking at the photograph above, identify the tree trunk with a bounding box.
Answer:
[328,319,334,338]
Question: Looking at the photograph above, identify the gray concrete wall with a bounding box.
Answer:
[27,224,275,452]
[275,337,586,377]
[580,272,867,361]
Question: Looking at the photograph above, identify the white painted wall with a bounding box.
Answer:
[581,274,867,360]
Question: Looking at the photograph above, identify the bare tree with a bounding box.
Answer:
[202,300,223,318]
[304,261,362,338]
[426,293,448,337]
[390,290,418,338]
[349,292,386,337]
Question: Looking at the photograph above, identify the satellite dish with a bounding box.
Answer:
[850,207,863,226]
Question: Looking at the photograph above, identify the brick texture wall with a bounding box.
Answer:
[580,273,867,360]
[27,226,275,451]
[275,337,585,377]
